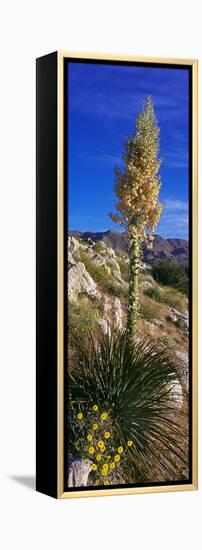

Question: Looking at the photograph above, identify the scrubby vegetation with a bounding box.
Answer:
[92,242,106,253]
[117,257,129,282]
[152,261,189,295]
[139,297,162,321]
[144,286,186,311]
[68,297,100,343]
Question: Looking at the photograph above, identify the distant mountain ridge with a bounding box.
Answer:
[69,229,189,266]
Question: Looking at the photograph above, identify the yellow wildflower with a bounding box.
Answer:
[95,480,99,486]
[101,412,108,421]
[118,446,123,454]
[110,462,115,470]
[102,469,108,476]
[87,434,93,442]
[104,431,110,439]
[127,440,133,447]
[98,440,104,449]
[93,405,98,411]
[77,413,83,420]
[103,463,108,471]
[96,454,102,461]
[104,480,109,485]
[92,423,98,431]
[114,454,120,462]
[88,447,95,455]
[92,463,97,471]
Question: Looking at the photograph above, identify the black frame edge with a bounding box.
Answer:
[36,51,58,498]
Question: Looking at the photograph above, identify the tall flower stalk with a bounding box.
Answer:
[110,97,163,340]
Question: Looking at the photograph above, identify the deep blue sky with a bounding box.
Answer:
[67,62,189,239]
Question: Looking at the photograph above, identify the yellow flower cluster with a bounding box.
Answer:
[75,404,134,487]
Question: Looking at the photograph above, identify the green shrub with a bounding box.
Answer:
[79,239,92,246]
[144,287,163,302]
[117,258,129,282]
[92,242,106,253]
[68,297,100,342]
[139,299,162,321]
[144,286,184,311]
[158,335,173,348]
[106,259,116,270]
[152,262,188,295]
[162,290,185,310]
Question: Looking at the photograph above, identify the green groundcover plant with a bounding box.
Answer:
[68,332,188,486]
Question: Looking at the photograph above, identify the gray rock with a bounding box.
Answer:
[101,295,111,317]
[175,316,189,331]
[68,252,76,266]
[68,458,92,487]
[168,380,183,409]
[166,308,189,333]
[68,261,99,300]
[98,318,111,336]
[91,253,106,267]
[99,295,124,334]
[68,236,80,256]
[151,318,163,327]
[107,246,116,258]
[113,297,124,331]
[175,350,189,390]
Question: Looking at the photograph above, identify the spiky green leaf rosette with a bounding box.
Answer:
[68,332,188,486]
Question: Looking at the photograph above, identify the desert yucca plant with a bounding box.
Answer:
[110,97,163,340]
[68,331,188,485]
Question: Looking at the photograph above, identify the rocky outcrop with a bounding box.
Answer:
[166,308,189,333]
[175,350,189,391]
[91,253,106,267]
[68,458,92,487]
[100,295,124,333]
[91,249,126,287]
[98,318,110,336]
[68,261,99,301]
[168,380,183,409]
[68,236,80,255]
[113,297,124,331]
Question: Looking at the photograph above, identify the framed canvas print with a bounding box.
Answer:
[36,51,198,499]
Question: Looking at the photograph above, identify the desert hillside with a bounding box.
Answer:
[69,230,189,266]
[68,234,189,396]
